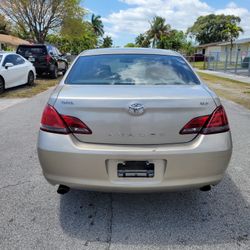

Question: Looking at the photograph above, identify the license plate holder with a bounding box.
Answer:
[117,161,154,178]
[28,57,35,62]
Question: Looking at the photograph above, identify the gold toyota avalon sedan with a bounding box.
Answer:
[37,48,232,194]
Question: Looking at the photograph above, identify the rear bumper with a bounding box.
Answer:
[37,131,232,192]
[34,64,55,73]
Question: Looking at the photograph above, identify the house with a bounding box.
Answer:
[219,38,250,57]
[196,38,250,60]
[196,42,222,55]
[0,34,30,51]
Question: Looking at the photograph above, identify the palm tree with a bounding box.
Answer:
[182,41,195,56]
[135,33,150,48]
[101,36,113,48]
[91,14,104,37]
[147,16,171,48]
[223,23,243,63]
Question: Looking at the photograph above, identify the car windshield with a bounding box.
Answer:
[65,54,200,85]
[17,46,47,57]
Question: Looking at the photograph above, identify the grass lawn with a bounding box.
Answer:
[190,61,206,70]
[0,77,61,98]
[197,72,250,110]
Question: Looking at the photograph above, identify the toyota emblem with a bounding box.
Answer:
[128,103,145,116]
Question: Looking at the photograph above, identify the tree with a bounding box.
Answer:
[101,36,113,48]
[0,0,83,43]
[130,16,203,53]
[12,24,33,40]
[181,41,195,56]
[125,43,136,47]
[187,14,243,45]
[0,14,12,35]
[134,18,185,51]
[46,33,97,55]
[156,30,185,50]
[147,16,171,47]
[58,2,98,51]
[135,34,150,48]
[91,14,104,37]
[223,22,243,61]
[61,0,86,38]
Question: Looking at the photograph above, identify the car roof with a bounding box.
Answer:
[18,44,47,47]
[80,48,181,57]
[0,52,15,56]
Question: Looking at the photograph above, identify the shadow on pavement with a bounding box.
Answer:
[59,174,249,247]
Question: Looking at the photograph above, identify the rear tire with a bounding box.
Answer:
[27,71,35,86]
[0,77,5,94]
[50,65,58,79]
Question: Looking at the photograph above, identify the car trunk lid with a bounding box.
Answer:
[54,84,216,145]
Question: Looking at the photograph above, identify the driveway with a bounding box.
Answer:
[0,89,249,250]
[0,98,27,111]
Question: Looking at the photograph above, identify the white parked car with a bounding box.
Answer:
[0,52,36,93]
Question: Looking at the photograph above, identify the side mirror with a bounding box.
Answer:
[5,63,14,69]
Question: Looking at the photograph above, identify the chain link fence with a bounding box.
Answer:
[186,51,250,77]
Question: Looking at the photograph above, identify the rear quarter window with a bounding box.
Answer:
[65,54,200,85]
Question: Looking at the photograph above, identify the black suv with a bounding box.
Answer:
[16,44,68,78]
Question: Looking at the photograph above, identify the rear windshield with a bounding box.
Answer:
[17,46,47,57]
[65,54,200,85]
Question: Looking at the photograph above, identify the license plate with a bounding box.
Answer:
[28,57,35,62]
[117,161,154,178]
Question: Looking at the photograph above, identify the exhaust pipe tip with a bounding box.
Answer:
[200,185,211,192]
[57,185,70,195]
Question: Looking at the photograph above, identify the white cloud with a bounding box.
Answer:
[215,2,250,38]
[103,31,118,38]
[103,0,250,43]
[120,0,160,5]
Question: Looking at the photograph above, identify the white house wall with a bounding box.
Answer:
[205,46,221,55]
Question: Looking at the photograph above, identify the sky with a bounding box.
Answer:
[83,0,250,46]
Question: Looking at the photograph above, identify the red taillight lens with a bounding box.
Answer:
[41,104,68,134]
[46,55,51,63]
[179,115,210,134]
[61,115,92,134]
[40,104,92,134]
[180,105,229,135]
[202,105,229,134]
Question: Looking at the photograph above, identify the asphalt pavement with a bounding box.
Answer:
[0,89,249,250]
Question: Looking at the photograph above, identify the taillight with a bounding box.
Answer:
[41,105,68,134]
[46,55,51,63]
[180,105,229,135]
[201,106,229,134]
[61,115,92,134]
[179,115,210,134]
[40,104,92,134]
